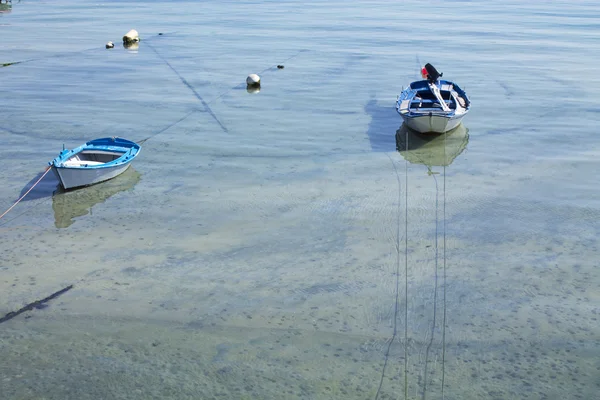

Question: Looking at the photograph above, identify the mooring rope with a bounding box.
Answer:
[136,109,198,145]
[375,128,408,400]
[1,101,194,225]
[393,123,451,399]
[145,42,307,135]
[1,48,98,69]
[441,130,448,399]
[0,43,304,225]
[145,41,229,134]
[0,33,172,69]
[422,170,440,400]
[0,196,51,228]
[205,49,308,107]
[0,166,51,221]
[403,126,409,400]
[375,153,401,399]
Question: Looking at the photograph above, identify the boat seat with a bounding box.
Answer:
[63,160,105,167]
[411,99,455,106]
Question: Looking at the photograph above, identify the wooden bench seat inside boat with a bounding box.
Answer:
[63,160,106,167]
[62,150,123,167]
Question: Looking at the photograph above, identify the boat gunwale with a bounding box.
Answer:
[396,79,471,118]
[50,138,140,170]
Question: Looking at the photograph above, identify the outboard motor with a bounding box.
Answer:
[424,63,442,83]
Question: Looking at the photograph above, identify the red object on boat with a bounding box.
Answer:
[421,66,428,79]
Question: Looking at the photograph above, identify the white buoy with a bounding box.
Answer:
[246,86,260,94]
[122,29,140,44]
[246,73,261,87]
[105,41,114,49]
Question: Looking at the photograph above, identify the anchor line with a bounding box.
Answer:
[0,166,51,222]
[404,126,409,400]
[375,130,409,400]
[1,48,98,69]
[441,130,448,399]
[136,109,197,145]
[0,196,50,228]
[0,33,170,69]
[257,49,307,76]
[422,169,440,400]
[206,49,308,107]
[1,46,304,224]
[145,42,229,133]
[142,47,306,134]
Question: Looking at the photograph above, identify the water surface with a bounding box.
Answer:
[1,1,599,399]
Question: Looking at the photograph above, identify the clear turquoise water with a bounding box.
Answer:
[1,1,599,399]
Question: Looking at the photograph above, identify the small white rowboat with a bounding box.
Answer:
[396,63,470,134]
[49,137,141,190]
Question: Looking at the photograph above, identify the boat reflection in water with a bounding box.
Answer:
[52,166,141,228]
[0,1,12,15]
[395,122,469,173]
[123,41,139,52]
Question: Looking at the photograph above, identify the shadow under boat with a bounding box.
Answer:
[52,166,141,228]
[395,122,469,170]
[18,171,61,202]
[364,98,399,152]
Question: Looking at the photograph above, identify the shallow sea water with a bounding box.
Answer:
[1,1,600,399]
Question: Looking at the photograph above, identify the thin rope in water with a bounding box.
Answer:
[136,109,198,145]
[0,166,51,221]
[1,48,98,69]
[395,124,448,399]
[141,45,308,139]
[422,168,440,400]
[133,47,305,144]
[145,41,229,134]
[0,196,50,228]
[375,151,402,400]
[0,41,305,226]
[0,33,172,69]
[0,108,195,226]
[205,49,308,106]
[404,126,409,400]
[441,129,448,399]
[375,128,409,400]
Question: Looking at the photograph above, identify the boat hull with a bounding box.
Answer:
[52,162,132,190]
[402,113,464,134]
[49,137,141,190]
[396,78,470,134]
